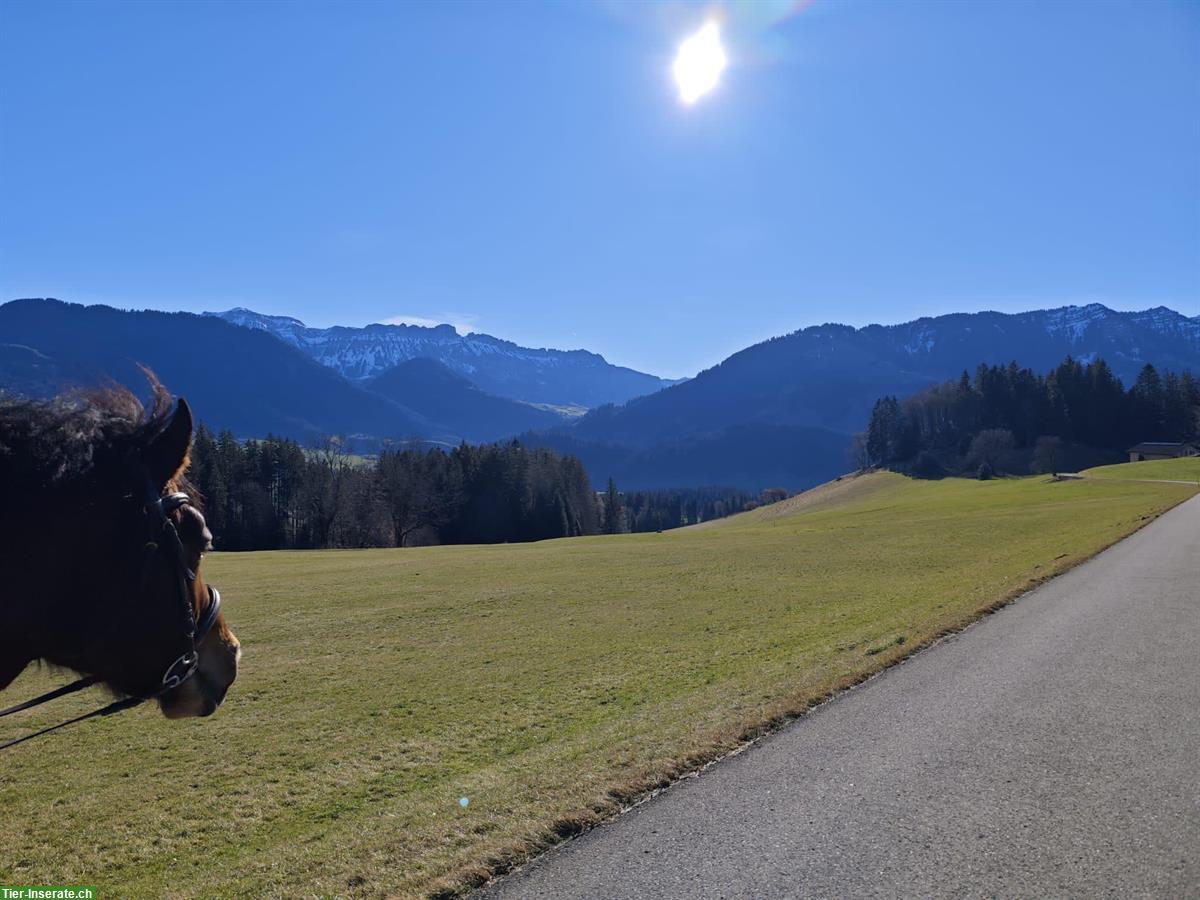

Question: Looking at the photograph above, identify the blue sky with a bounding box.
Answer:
[1,0,1197,378]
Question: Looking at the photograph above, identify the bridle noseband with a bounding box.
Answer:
[0,488,222,750]
[151,491,222,691]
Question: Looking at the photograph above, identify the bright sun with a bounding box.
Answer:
[672,21,727,105]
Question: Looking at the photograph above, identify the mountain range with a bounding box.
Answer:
[571,304,1200,445]
[0,299,665,445]
[208,308,676,410]
[3,298,1198,491]
[0,299,435,440]
[526,304,1200,490]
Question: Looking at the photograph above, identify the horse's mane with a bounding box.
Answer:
[0,376,175,499]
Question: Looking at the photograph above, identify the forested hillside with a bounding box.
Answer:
[568,305,1200,444]
[863,357,1200,476]
[367,357,562,442]
[549,304,1200,490]
[189,430,599,549]
[187,429,758,550]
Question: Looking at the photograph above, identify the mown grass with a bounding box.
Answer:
[1084,455,1200,483]
[1,472,1195,898]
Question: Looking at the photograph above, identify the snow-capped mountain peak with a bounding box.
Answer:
[204,309,675,409]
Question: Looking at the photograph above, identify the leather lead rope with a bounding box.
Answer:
[0,675,99,718]
[0,696,145,750]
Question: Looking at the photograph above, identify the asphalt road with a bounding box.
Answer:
[483,495,1200,899]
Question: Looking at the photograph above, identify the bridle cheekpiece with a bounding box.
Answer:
[148,490,221,692]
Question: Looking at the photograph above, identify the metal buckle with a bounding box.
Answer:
[161,651,199,690]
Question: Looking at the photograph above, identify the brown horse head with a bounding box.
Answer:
[0,377,239,718]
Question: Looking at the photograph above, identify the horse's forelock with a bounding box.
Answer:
[0,370,183,495]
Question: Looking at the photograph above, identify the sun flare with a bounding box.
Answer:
[672,21,727,105]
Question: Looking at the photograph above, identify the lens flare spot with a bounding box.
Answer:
[459,796,470,807]
[672,21,728,105]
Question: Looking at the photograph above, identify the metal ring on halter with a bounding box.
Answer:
[160,652,200,691]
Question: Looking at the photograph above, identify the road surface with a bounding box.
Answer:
[482,495,1200,898]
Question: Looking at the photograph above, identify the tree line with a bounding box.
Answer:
[627,485,765,532]
[188,425,761,550]
[602,482,762,534]
[858,357,1200,477]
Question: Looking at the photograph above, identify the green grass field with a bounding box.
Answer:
[1,467,1196,897]
[1084,455,1200,483]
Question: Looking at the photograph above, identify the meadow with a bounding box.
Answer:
[1085,455,1200,483]
[1,463,1196,897]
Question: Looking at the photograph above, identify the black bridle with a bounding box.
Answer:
[151,491,222,691]
[0,490,221,750]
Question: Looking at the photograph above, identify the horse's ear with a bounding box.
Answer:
[145,398,194,487]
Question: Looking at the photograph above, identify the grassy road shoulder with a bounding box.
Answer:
[0,470,1195,897]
